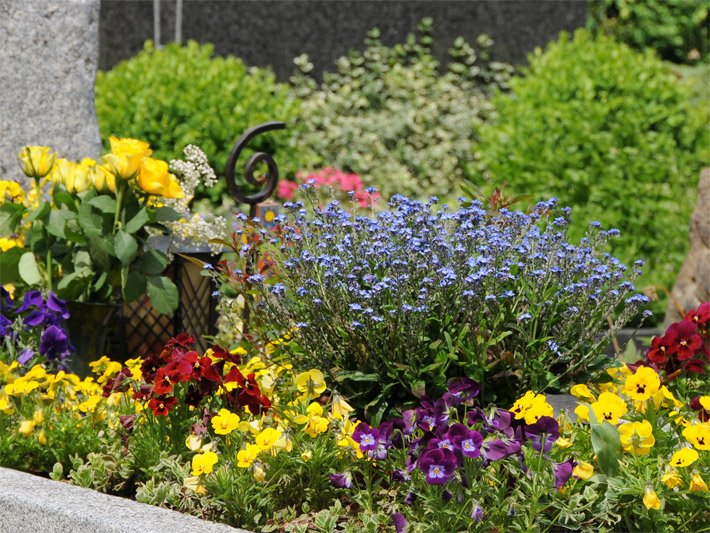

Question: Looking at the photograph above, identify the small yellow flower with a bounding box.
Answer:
[301,450,313,462]
[574,404,590,422]
[623,366,660,402]
[211,408,240,435]
[253,463,266,482]
[295,369,327,396]
[591,392,628,424]
[573,461,594,480]
[682,423,710,451]
[570,384,596,402]
[643,488,661,510]
[18,420,35,436]
[689,473,708,492]
[255,427,283,451]
[18,146,55,178]
[191,451,218,476]
[183,475,206,495]
[330,392,354,420]
[556,437,573,449]
[524,394,554,424]
[661,471,683,489]
[618,420,655,455]
[700,396,710,411]
[37,430,47,446]
[185,434,203,452]
[670,448,699,468]
[511,391,536,420]
[0,237,22,252]
[236,443,261,468]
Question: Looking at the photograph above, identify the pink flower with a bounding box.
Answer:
[277,180,298,200]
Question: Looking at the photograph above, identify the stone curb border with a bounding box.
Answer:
[0,467,248,533]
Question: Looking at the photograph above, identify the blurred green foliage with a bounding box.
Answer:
[291,18,513,200]
[95,41,305,203]
[475,29,709,319]
[588,0,709,64]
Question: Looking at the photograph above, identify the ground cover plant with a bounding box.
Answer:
[218,190,650,422]
[476,29,709,319]
[291,18,513,201]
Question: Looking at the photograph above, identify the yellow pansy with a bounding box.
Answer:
[295,369,327,396]
[77,394,102,414]
[0,392,15,415]
[618,420,655,455]
[330,392,354,420]
[570,384,596,402]
[689,473,708,492]
[591,392,627,424]
[135,158,184,198]
[661,471,683,489]
[556,437,573,449]
[18,420,35,436]
[211,408,240,435]
[643,488,661,510]
[253,463,266,482]
[574,404,590,422]
[682,423,710,451]
[18,146,55,178]
[0,237,22,252]
[237,443,261,468]
[185,434,203,452]
[511,391,536,420]
[255,427,283,451]
[670,448,699,468]
[623,366,660,402]
[573,461,594,480]
[37,430,47,446]
[700,396,710,411]
[183,475,206,495]
[301,450,313,462]
[191,451,218,476]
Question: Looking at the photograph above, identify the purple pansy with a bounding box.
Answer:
[554,458,577,489]
[0,313,11,337]
[471,504,484,522]
[391,513,407,533]
[460,429,483,459]
[329,472,352,489]
[39,325,71,361]
[17,347,34,365]
[483,438,521,461]
[524,416,560,453]
[15,290,43,313]
[442,377,480,407]
[418,447,457,485]
[352,422,380,452]
[46,293,70,320]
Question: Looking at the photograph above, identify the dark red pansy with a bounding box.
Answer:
[667,320,703,361]
[148,395,178,416]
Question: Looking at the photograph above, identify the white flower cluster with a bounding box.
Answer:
[164,145,227,253]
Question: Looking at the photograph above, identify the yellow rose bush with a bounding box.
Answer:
[0,139,221,315]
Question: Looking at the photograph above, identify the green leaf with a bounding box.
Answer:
[87,233,112,271]
[146,275,179,315]
[46,210,77,239]
[0,246,24,284]
[124,206,150,234]
[590,421,622,477]
[87,195,117,214]
[133,249,168,275]
[114,230,139,265]
[0,203,25,235]
[18,252,42,285]
[52,190,75,209]
[27,201,51,222]
[155,206,182,222]
[123,271,147,303]
[56,271,90,301]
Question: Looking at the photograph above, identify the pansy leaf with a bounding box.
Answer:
[146,275,178,315]
[590,421,622,477]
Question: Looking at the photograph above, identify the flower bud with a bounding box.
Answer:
[18,146,55,179]
[136,157,184,198]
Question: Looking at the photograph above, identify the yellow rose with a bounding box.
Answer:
[103,136,152,181]
[50,158,78,187]
[63,158,94,194]
[91,164,116,193]
[18,146,55,178]
[135,158,184,198]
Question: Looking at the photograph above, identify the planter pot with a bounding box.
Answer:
[65,301,120,377]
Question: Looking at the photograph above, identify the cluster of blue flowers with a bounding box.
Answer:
[246,194,649,406]
[0,288,73,368]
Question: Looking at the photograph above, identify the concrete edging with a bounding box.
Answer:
[0,467,247,533]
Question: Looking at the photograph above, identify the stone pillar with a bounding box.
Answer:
[664,168,710,325]
[0,0,103,178]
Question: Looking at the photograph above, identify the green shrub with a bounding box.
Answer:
[291,18,513,200]
[588,0,709,64]
[95,41,304,201]
[476,30,709,317]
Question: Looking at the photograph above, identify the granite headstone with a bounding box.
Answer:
[0,0,102,178]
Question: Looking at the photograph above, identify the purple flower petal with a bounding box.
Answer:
[329,472,352,489]
[554,458,577,489]
[391,512,407,533]
[17,347,34,365]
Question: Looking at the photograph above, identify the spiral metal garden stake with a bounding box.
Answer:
[225,121,286,332]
